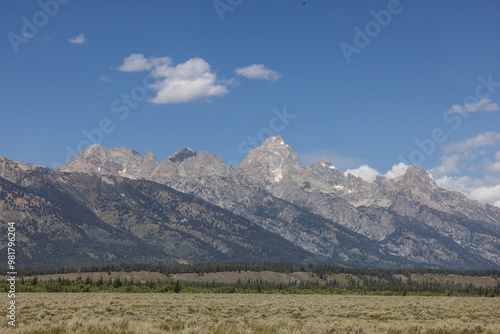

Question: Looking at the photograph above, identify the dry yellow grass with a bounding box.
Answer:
[394,274,500,288]
[4,271,169,284]
[1,293,499,333]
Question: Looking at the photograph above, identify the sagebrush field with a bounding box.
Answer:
[1,293,499,333]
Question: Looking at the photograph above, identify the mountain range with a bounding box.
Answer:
[1,136,499,269]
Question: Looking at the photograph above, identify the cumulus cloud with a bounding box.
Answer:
[343,162,411,182]
[68,33,87,44]
[448,98,499,114]
[345,165,380,182]
[442,132,500,154]
[235,64,281,81]
[118,54,229,104]
[384,162,409,178]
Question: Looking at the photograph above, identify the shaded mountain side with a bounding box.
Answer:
[23,169,411,267]
[0,167,324,266]
[357,207,498,269]
[0,176,173,267]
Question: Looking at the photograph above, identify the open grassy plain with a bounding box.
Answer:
[1,293,499,334]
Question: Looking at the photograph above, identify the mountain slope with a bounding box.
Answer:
[0,158,328,267]
[59,146,413,267]
[56,137,500,269]
[0,175,171,267]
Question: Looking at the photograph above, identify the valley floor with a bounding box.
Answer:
[1,293,500,333]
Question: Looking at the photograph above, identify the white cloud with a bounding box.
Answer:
[433,175,473,194]
[429,139,500,207]
[432,174,500,207]
[469,184,500,207]
[428,154,461,179]
[448,98,499,114]
[384,162,409,178]
[118,54,229,104]
[442,132,500,154]
[235,64,281,81]
[345,165,380,182]
[118,54,171,72]
[68,33,87,44]
[487,151,500,172]
[344,162,409,182]
[100,75,110,82]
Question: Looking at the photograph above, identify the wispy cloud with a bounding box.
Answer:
[442,132,500,154]
[434,174,500,208]
[448,98,499,114]
[100,75,110,82]
[486,151,500,172]
[68,33,87,44]
[118,54,228,104]
[235,64,281,81]
[430,133,500,207]
[428,154,461,179]
[117,54,170,72]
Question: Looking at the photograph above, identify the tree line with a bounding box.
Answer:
[0,274,499,296]
[1,262,499,296]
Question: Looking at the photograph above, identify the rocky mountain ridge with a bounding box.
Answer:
[53,136,500,268]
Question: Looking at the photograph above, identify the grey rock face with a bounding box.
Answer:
[168,147,197,163]
[0,157,43,183]
[59,144,160,180]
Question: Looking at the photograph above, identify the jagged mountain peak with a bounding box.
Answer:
[82,143,104,154]
[263,135,286,146]
[58,145,159,178]
[245,135,297,159]
[168,147,197,163]
[144,151,158,161]
[69,144,142,160]
[312,157,336,169]
[240,136,302,185]
[401,165,436,185]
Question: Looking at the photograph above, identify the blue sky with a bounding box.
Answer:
[2,0,500,205]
